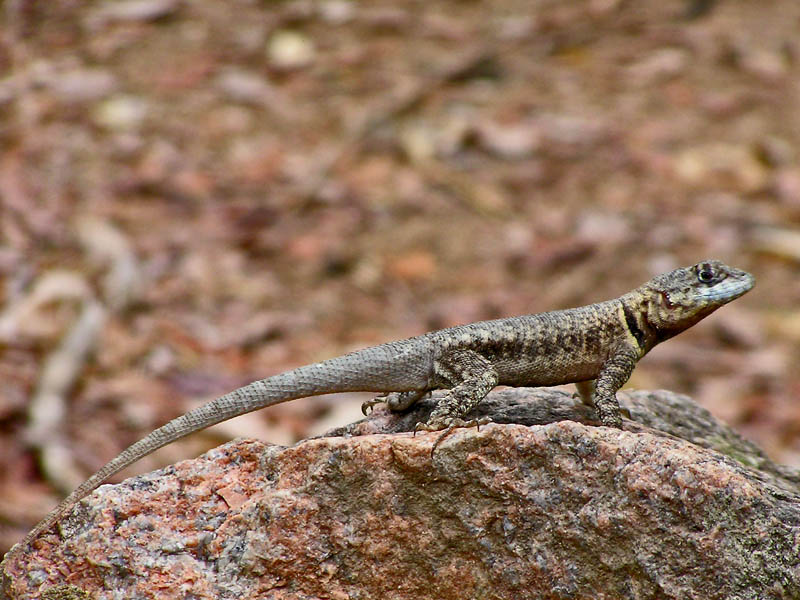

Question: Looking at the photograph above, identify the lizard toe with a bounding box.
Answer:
[361,395,387,416]
[415,418,449,433]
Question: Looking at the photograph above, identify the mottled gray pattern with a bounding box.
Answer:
[5,259,754,564]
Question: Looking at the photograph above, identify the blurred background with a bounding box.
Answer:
[1,0,799,553]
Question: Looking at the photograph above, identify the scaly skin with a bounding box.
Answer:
[2,259,754,577]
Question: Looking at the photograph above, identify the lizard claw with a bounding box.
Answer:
[361,395,388,416]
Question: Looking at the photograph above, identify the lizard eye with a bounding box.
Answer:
[696,263,715,283]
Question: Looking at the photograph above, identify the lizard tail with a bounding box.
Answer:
[6,339,431,560]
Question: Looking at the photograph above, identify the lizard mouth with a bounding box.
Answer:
[696,272,755,302]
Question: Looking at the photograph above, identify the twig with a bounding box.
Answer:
[26,300,107,492]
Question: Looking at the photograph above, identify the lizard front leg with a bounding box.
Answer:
[416,349,499,432]
[592,344,639,428]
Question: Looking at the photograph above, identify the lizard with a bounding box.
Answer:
[3,259,754,568]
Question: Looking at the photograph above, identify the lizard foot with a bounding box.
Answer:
[363,390,429,416]
[598,410,624,429]
[575,398,631,423]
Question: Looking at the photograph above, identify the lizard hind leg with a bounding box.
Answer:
[415,349,499,433]
[361,389,428,416]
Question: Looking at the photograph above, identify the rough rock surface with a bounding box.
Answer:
[4,389,800,600]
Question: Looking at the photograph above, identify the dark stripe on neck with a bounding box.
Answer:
[622,303,646,350]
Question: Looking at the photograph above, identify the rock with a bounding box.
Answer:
[266,30,316,71]
[92,95,148,131]
[4,389,799,599]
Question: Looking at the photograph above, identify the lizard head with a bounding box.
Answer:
[641,260,755,339]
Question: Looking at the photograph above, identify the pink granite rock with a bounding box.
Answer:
[3,389,799,599]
